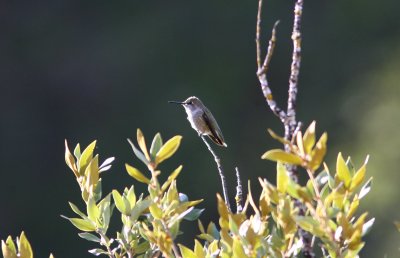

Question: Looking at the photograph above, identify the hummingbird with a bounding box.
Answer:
[169,96,227,147]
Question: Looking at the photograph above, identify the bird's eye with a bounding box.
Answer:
[188,101,193,105]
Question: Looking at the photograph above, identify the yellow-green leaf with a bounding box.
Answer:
[62,216,96,232]
[155,135,182,164]
[267,129,290,145]
[161,165,183,192]
[149,204,163,219]
[18,232,33,258]
[2,236,17,258]
[350,156,369,191]
[194,239,205,258]
[137,128,150,161]
[79,140,97,174]
[261,149,303,165]
[87,197,100,222]
[65,140,78,177]
[277,162,288,193]
[303,121,316,154]
[85,155,99,192]
[112,190,127,215]
[337,152,351,188]
[308,132,327,171]
[125,164,150,184]
[178,244,197,258]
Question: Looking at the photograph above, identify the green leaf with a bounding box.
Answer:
[149,204,163,219]
[155,135,182,164]
[98,194,112,231]
[303,121,316,154]
[93,179,102,203]
[79,140,97,174]
[150,133,163,161]
[68,202,87,219]
[277,162,289,193]
[126,186,136,207]
[261,149,303,165]
[112,190,128,215]
[127,138,149,165]
[18,232,33,258]
[87,197,100,222]
[78,232,101,243]
[131,199,151,221]
[336,152,351,188]
[183,208,204,221]
[61,216,96,232]
[125,164,150,184]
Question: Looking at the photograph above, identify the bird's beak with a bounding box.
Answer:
[168,101,185,105]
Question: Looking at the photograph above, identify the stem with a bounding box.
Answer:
[161,220,181,258]
[201,136,231,212]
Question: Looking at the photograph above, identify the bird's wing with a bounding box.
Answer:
[202,110,226,147]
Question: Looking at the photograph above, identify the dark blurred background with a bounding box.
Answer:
[1,0,400,257]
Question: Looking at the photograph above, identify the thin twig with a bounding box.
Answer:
[161,220,181,258]
[235,167,243,213]
[201,136,231,212]
[256,0,286,122]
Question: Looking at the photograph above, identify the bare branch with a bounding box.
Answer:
[201,136,231,212]
[256,0,286,122]
[235,167,243,213]
[286,0,304,136]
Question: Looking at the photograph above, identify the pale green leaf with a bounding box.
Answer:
[261,149,303,165]
[127,138,149,165]
[125,164,150,184]
[150,133,163,160]
[155,135,182,164]
[78,232,100,243]
[73,143,81,160]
